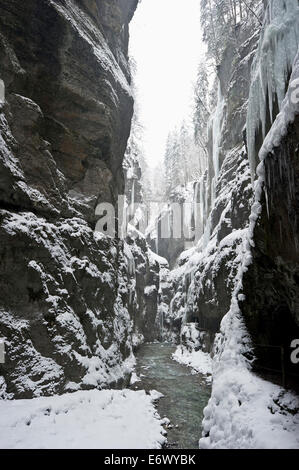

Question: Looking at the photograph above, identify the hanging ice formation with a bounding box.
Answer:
[246,0,299,180]
[0,79,4,103]
[211,84,225,182]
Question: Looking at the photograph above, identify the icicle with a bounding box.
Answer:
[194,182,200,227]
[200,178,205,230]
[211,83,225,180]
[169,298,174,317]
[131,179,135,209]
[246,0,299,179]
[264,185,270,219]
[205,181,209,222]
[211,177,216,209]
[124,243,136,276]
[202,215,211,250]
[0,79,5,103]
[184,202,193,244]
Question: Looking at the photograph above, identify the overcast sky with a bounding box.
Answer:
[129,0,205,168]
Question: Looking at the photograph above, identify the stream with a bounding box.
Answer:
[132,343,211,449]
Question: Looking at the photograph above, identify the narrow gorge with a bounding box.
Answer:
[0,0,298,451]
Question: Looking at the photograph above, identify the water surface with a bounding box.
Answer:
[133,343,211,449]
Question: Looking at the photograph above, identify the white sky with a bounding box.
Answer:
[129,0,205,168]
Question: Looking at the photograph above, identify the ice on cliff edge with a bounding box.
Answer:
[246,0,299,179]
[199,31,299,449]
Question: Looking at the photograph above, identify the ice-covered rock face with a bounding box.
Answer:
[246,0,299,180]
[241,52,299,381]
[0,80,4,103]
[200,47,299,449]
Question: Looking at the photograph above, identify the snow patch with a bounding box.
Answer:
[0,389,167,449]
[173,346,212,380]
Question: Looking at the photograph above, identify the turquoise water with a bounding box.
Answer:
[133,343,211,449]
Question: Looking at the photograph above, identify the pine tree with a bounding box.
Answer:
[200,0,263,65]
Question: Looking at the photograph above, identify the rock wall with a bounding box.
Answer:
[170,0,299,391]
[0,0,162,399]
[167,26,258,346]
[242,116,299,385]
[125,229,163,345]
[0,0,138,221]
[240,0,299,384]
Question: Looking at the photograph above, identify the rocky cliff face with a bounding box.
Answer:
[166,26,258,347]
[0,0,164,399]
[0,0,138,221]
[240,0,299,384]
[242,115,299,385]
[169,0,299,393]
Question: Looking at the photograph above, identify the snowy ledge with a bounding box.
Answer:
[0,390,167,449]
[172,345,212,383]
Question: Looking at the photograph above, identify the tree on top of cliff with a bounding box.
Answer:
[193,60,210,159]
[200,0,263,66]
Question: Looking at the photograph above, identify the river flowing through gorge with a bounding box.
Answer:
[0,0,298,451]
[132,344,211,449]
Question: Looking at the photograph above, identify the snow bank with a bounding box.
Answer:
[0,389,167,449]
[199,293,299,448]
[129,372,141,385]
[173,346,212,379]
[200,341,299,448]
[148,249,169,268]
[172,324,212,380]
